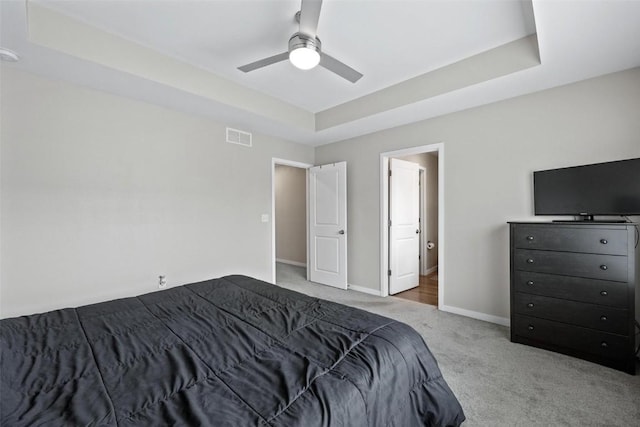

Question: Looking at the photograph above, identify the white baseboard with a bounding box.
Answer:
[440,304,510,327]
[276,258,307,268]
[348,283,383,296]
[424,266,438,275]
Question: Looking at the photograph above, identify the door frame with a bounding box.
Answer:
[271,158,313,284]
[380,143,444,308]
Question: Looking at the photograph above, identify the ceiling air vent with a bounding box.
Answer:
[226,127,252,147]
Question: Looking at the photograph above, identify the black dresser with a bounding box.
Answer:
[509,222,639,374]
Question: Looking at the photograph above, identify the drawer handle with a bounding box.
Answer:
[600,239,608,245]
[600,290,608,296]
[526,258,534,264]
[526,236,535,241]
[526,303,534,308]
[601,341,608,348]
[600,265,608,271]
[600,315,608,321]
[526,280,535,286]
[527,325,535,331]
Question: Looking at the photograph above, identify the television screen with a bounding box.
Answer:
[533,158,640,217]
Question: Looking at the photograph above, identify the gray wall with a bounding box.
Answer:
[0,68,314,318]
[315,68,640,322]
[2,66,639,323]
[275,165,307,265]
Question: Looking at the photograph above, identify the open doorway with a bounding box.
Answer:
[271,159,348,289]
[380,143,444,309]
[390,154,438,306]
[271,159,312,284]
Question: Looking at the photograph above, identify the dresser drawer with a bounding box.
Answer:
[514,271,628,307]
[512,314,629,360]
[513,293,628,334]
[513,225,628,255]
[514,249,628,282]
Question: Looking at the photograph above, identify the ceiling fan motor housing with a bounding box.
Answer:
[288,32,321,54]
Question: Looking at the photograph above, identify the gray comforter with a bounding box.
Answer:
[1,275,465,426]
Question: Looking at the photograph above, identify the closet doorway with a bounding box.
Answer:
[272,161,310,283]
[271,158,348,289]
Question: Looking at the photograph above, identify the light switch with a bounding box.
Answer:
[261,214,269,223]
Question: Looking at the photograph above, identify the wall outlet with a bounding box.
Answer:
[158,275,167,289]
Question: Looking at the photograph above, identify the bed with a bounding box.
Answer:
[1,275,465,426]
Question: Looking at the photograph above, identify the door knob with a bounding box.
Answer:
[416,229,420,234]
[338,230,345,235]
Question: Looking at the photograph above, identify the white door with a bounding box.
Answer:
[389,158,420,294]
[309,162,347,289]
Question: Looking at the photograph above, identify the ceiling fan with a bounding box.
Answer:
[237,0,363,83]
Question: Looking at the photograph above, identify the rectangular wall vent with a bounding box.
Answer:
[226,127,252,147]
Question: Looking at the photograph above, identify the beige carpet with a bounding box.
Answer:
[275,263,640,426]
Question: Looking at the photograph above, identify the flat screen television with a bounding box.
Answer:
[533,158,640,220]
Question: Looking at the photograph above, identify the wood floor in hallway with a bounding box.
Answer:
[394,272,438,306]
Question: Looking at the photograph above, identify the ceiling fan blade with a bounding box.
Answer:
[299,0,323,37]
[320,53,363,83]
[238,52,289,73]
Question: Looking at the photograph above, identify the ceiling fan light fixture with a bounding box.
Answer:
[289,47,320,70]
[288,33,321,70]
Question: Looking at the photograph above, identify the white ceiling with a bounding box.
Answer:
[1,0,640,146]
[29,0,537,112]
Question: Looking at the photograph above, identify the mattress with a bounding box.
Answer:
[1,275,465,426]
